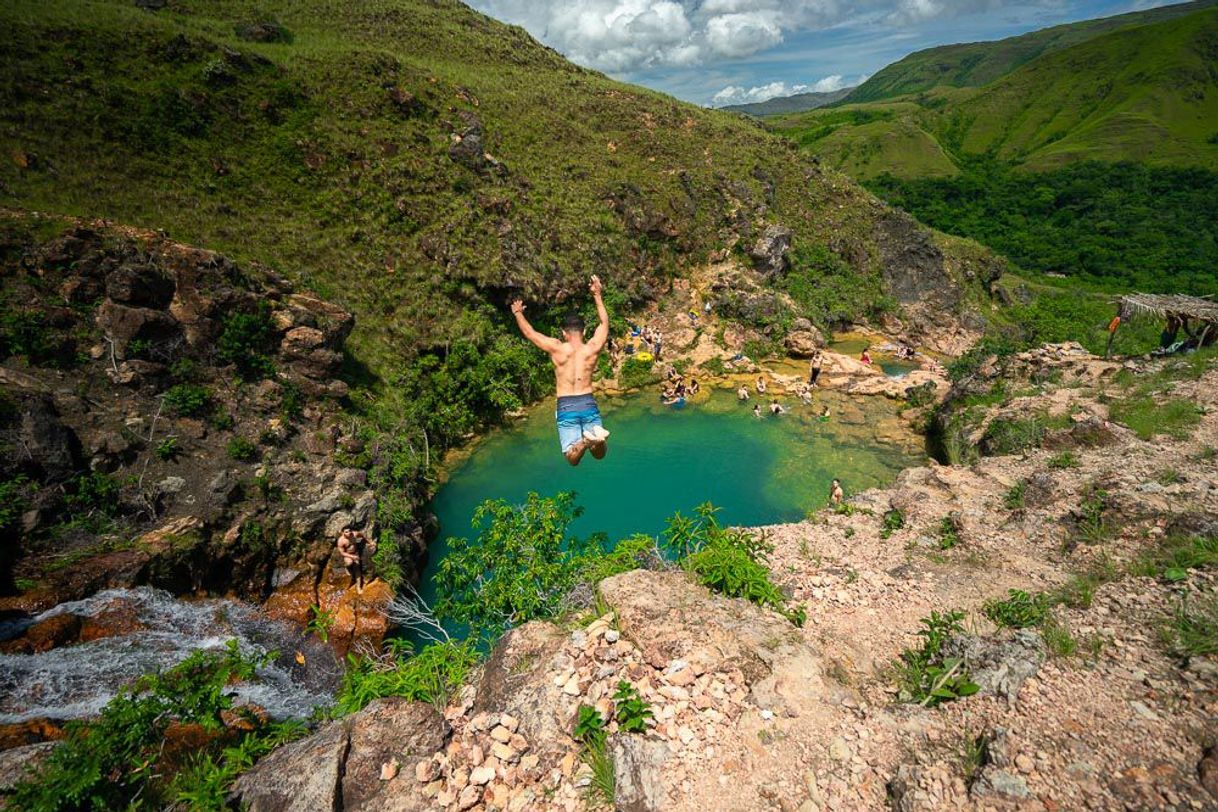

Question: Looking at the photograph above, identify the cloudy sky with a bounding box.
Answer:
[466,0,1181,106]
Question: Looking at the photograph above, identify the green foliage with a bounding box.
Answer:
[980,416,1045,456]
[227,436,259,462]
[216,305,276,380]
[307,604,336,642]
[574,704,607,744]
[434,492,604,641]
[280,380,304,420]
[64,471,120,517]
[573,705,614,805]
[163,383,212,417]
[0,309,74,367]
[1040,615,1078,658]
[699,356,728,376]
[880,507,905,539]
[577,534,661,585]
[1003,479,1027,510]
[1072,487,1111,546]
[782,244,892,331]
[333,639,478,715]
[983,589,1051,629]
[664,504,804,625]
[1108,395,1201,441]
[0,474,30,535]
[618,355,657,389]
[211,411,236,431]
[946,335,1018,384]
[937,515,961,549]
[1131,535,1218,583]
[1161,592,1218,658]
[895,610,980,707]
[8,642,269,811]
[612,680,654,733]
[171,719,307,809]
[1047,451,1079,469]
[372,532,406,592]
[155,436,181,461]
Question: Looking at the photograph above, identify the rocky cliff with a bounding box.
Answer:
[0,212,407,652]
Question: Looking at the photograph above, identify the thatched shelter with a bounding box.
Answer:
[1106,293,1218,356]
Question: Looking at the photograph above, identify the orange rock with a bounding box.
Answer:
[0,719,65,751]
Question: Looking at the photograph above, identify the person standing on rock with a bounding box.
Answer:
[809,351,824,387]
[511,275,610,466]
[337,528,376,593]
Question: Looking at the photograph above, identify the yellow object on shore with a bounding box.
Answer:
[636,352,654,363]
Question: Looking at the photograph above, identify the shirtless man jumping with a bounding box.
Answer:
[511,275,610,466]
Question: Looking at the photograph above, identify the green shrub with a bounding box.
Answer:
[618,355,657,389]
[155,436,180,461]
[880,507,905,539]
[1131,535,1218,583]
[983,589,1051,629]
[1040,616,1078,658]
[334,639,478,715]
[65,471,121,516]
[163,383,212,417]
[894,610,979,707]
[227,436,258,461]
[0,474,30,534]
[306,604,336,642]
[170,719,307,809]
[1071,487,1111,545]
[8,642,270,810]
[280,380,304,420]
[573,704,614,805]
[613,680,653,733]
[1109,396,1201,441]
[699,356,728,376]
[372,532,406,592]
[574,703,607,744]
[434,492,604,641]
[1003,479,1027,510]
[216,305,276,380]
[937,516,961,549]
[1047,451,1079,469]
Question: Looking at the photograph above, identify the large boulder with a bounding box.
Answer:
[17,395,81,482]
[612,734,671,812]
[783,327,825,357]
[232,699,449,812]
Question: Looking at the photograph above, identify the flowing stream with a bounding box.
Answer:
[0,588,339,723]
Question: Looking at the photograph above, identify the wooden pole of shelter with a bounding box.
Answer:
[1104,307,1121,359]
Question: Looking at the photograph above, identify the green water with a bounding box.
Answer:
[419,388,925,600]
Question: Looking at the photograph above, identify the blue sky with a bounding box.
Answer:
[467,0,1182,105]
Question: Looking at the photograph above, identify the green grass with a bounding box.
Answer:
[1161,592,1218,657]
[1108,396,1202,441]
[1131,535,1218,582]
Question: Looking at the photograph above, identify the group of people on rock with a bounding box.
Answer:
[661,366,700,405]
[625,323,664,359]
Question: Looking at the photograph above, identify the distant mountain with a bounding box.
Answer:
[842,0,1218,105]
[721,87,855,117]
[770,5,1218,179]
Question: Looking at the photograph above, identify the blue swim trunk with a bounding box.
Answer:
[556,393,604,453]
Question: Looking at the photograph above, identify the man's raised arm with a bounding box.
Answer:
[587,275,609,352]
[511,299,562,353]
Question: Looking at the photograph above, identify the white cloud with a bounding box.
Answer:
[710,72,869,105]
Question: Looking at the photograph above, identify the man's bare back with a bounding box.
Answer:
[511,275,611,465]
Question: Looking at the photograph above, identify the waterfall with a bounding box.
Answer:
[0,587,341,724]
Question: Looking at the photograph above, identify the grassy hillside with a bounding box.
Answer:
[843,0,1217,104]
[0,0,990,453]
[773,7,1218,179]
[722,87,855,117]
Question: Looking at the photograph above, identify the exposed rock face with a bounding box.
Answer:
[233,699,449,812]
[942,631,1045,703]
[783,327,825,357]
[748,225,792,277]
[612,734,671,812]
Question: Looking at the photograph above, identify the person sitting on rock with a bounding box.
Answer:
[737,385,750,401]
[688,378,700,395]
[756,376,767,394]
[860,346,873,365]
[830,479,844,505]
[337,528,377,593]
[769,400,786,416]
[820,404,831,421]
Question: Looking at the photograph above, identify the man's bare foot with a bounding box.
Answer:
[583,426,610,442]
[564,439,588,466]
[590,441,608,460]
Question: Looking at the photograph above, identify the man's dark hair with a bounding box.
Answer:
[561,312,585,333]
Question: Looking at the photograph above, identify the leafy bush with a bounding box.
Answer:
[1131,535,1218,583]
[434,492,604,641]
[1003,479,1027,510]
[65,471,121,516]
[8,642,271,810]
[574,703,607,744]
[783,244,892,331]
[672,504,804,626]
[0,474,30,535]
[894,610,979,707]
[170,719,307,809]
[880,507,905,539]
[618,355,657,389]
[163,383,212,417]
[155,436,180,461]
[937,515,961,549]
[699,356,728,376]
[216,305,276,380]
[227,436,258,461]
[613,681,653,733]
[946,335,1018,384]
[372,532,406,592]
[334,639,478,715]
[983,589,1051,629]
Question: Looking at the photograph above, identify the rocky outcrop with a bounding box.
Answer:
[748,225,792,277]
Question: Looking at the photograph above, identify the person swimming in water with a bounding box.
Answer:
[756,376,767,394]
[820,403,831,421]
[737,385,750,401]
[511,275,610,466]
[769,400,786,416]
[752,403,762,419]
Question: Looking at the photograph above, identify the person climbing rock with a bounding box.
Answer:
[830,479,844,505]
[511,275,610,466]
[337,528,377,593]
